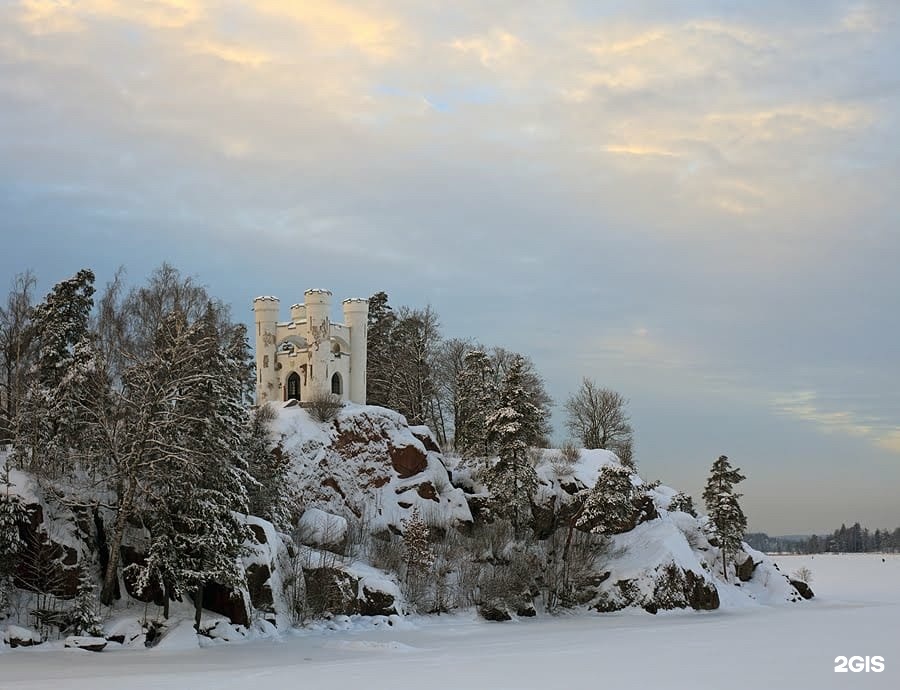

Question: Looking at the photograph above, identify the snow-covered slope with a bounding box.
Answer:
[274,403,472,532]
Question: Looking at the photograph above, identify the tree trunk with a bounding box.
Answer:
[100,479,135,605]
[562,506,585,564]
[163,581,171,620]
[194,584,204,632]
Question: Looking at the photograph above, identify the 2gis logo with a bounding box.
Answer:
[834,656,885,673]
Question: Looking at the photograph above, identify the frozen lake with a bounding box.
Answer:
[3,554,897,689]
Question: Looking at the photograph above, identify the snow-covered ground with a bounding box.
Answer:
[2,554,896,689]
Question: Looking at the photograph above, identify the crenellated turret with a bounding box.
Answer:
[252,296,280,404]
[304,289,332,399]
[289,302,306,323]
[342,298,369,404]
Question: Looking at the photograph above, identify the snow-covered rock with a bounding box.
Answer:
[201,620,247,643]
[592,518,720,613]
[4,625,41,648]
[65,636,107,652]
[302,557,402,618]
[297,508,348,551]
[274,403,472,532]
[241,514,293,627]
[532,448,811,613]
[1,466,87,599]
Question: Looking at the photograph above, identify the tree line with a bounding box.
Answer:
[746,523,900,554]
[364,291,636,465]
[363,291,552,449]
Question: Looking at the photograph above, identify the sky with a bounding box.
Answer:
[1,0,898,535]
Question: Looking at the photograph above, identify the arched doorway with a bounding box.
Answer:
[286,372,301,401]
[331,372,343,396]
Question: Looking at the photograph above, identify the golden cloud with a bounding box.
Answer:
[254,0,405,60]
[189,39,271,67]
[771,391,900,453]
[450,29,522,68]
[20,0,203,33]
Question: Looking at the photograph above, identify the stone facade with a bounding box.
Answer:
[253,290,368,405]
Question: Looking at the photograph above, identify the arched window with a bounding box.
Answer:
[331,372,343,395]
[287,372,301,401]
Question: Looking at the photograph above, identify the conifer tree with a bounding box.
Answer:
[0,465,27,615]
[485,356,540,534]
[455,350,496,457]
[669,491,697,517]
[576,464,638,535]
[13,269,97,478]
[402,507,434,581]
[71,572,103,636]
[489,349,552,447]
[703,455,747,581]
[131,306,253,627]
[365,291,396,408]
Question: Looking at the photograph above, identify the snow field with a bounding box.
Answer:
[2,554,896,690]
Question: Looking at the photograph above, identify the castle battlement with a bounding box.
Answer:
[253,291,368,405]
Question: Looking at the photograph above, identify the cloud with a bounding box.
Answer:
[578,329,900,457]
[253,0,406,60]
[771,391,900,453]
[841,3,880,33]
[450,29,522,68]
[188,39,271,67]
[876,431,900,453]
[2,2,899,475]
[19,0,204,33]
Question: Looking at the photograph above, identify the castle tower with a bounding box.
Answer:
[289,302,307,322]
[304,289,332,398]
[253,296,280,404]
[342,298,369,404]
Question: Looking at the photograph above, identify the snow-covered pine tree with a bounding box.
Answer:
[489,349,552,447]
[485,355,540,535]
[576,464,638,535]
[401,506,434,610]
[29,269,95,388]
[402,506,434,580]
[702,455,747,581]
[0,465,27,615]
[0,466,25,568]
[455,349,497,458]
[12,269,96,479]
[135,306,253,629]
[365,291,395,408]
[668,491,697,517]
[71,571,103,636]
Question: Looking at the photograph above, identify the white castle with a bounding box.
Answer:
[253,290,368,405]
